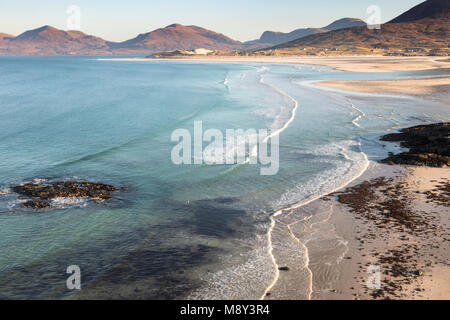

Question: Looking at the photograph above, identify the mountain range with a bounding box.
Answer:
[0,18,369,55]
[267,0,449,53]
[0,0,447,55]
[247,18,366,46]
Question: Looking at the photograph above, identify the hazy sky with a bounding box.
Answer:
[0,0,424,42]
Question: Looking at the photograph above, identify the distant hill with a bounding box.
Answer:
[110,24,243,53]
[252,28,327,47]
[247,18,366,46]
[0,25,110,54]
[266,0,449,53]
[0,33,13,39]
[324,18,368,31]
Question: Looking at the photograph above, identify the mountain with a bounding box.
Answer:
[266,0,449,52]
[110,24,243,53]
[389,0,449,23]
[248,18,366,46]
[0,25,111,54]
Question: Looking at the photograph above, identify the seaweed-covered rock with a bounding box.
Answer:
[11,180,119,209]
[22,200,51,209]
[12,181,118,200]
[380,122,449,167]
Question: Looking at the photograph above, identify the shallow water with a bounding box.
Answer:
[0,56,448,299]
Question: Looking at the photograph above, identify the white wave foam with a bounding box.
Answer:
[188,246,275,300]
[257,66,270,73]
[51,197,89,208]
[261,139,370,299]
[275,140,369,210]
[222,73,231,92]
[250,72,298,162]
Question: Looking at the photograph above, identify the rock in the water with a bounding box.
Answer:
[380,122,449,167]
[22,200,51,209]
[12,181,119,200]
[12,180,119,209]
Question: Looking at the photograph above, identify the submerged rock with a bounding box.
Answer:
[380,122,449,167]
[12,180,119,209]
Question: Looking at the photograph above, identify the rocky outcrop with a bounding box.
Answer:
[380,122,449,167]
[12,180,119,209]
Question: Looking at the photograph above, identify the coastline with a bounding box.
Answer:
[157,55,449,300]
[330,165,450,300]
[101,55,449,299]
[242,57,448,300]
[264,159,449,300]
[100,55,450,73]
[0,53,448,299]
[261,66,449,299]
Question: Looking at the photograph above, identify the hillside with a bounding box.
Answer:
[389,0,449,23]
[110,24,243,53]
[324,18,367,31]
[0,26,110,54]
[263,0,449,55]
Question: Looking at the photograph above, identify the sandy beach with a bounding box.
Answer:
[264,162,450,300]
[316,77,450,104]
[328,165,449,300]
[106,55,450,73]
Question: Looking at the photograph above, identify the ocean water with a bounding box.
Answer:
[0,56,448,299]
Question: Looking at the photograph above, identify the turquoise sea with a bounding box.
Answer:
[0,56,448,299]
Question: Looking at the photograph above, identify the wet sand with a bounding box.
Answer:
[316,77,450,104]
[265,164,450,300]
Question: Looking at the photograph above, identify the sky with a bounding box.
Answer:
[0,0,424,42]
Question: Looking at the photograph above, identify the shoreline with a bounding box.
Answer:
[264,159,449,300]
[315,77,450,105]
[104,54,449,299]
[249,58,449,300]
[100,55,450,73]
[329,165,450,300]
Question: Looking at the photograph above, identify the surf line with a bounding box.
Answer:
[286,204,335,300]
[348,101,366,128]
[220,69,298,179]
[245,71,299,165]
[222,72,231,92]
[261,139,370,300]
